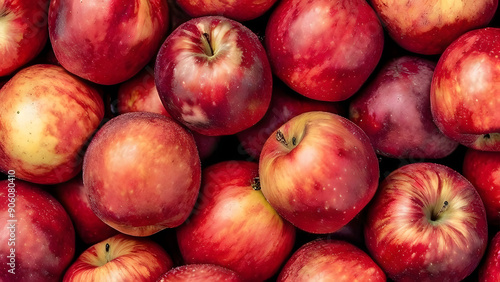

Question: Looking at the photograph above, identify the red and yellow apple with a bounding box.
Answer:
[157,264,243,282]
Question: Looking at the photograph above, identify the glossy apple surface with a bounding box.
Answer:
[0,179,75,281]
[259,111,379,234]
[83,112,201,236]
[370,0,498,55]
[478,231,500,282]
[176,161,296,281]
[176,0,278,21]
[155,16,272,136]
[48,0,169,85]
[364,162,488,281]
[63,234,173,282]
[157,264,243,282]
[349,56,458,159]
[0,64,104,184]
[431,27,500,151]
[462,148,500,227]
[265,0,384,101]
[278,239,386,281]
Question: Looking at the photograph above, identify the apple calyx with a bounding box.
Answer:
[202,33,214,57]
[251,177,261,191]
[431,201,449,221]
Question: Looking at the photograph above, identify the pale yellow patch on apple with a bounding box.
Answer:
[125,0,155,43]
[0,9,23,60]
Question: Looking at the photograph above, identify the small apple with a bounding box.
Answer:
[259,111,379,234]
[478,231,500,282]
[278,239,386,281]
[63,234,173,282]
[349,56,459,159]
[0,64,104,184]
[265,0,384,101]
[176,161,296,281]
[155,16,272,136]
[364,162,488,281]
[176,0,278,22]
[157,264,243,282]
[0,179,75,281]
[83,112,201,236]
[430,27,500,151]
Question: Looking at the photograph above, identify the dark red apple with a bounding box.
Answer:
[157,264,243,282]
[349,56,459,159]
[478,231,500,282]
[176,161,296,281]
[176,0,278,21]
[155,16,272,136]
[83,112,201,236]
[265,0,384,101]
[364,162,488,281]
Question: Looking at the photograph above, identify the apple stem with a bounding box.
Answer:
[202,33,214,56]
[276,130,288,146]
[105,243,111,262]
[433,201,449,220]
[251,177,261,190]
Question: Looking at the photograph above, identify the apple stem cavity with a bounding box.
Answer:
[432,201,449,221]
[276,130,289,147]
[202,33,214,57]
[251,177,261,191]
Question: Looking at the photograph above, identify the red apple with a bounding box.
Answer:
[0,0,49,76]
[0,179,75,281]
[370,0,498,55]
[155,16,272,136]
[175,0,278,22]
[478,231,500,281]
[117,66,220,159]
[157,264,243,282]
[237,80,345,160]
[265,0,384,102]
[176,161,296,281]
[431,27,500,151]
[364,162,488,281]
[278,239,386,281]
[259,111,379,234]
[0,64,104,184]
[48,0,169,85]
[52,174,119,245]
[349,56,459,159]
[462,148,500,227]
[83,112,201,236]
[63,234,173,281]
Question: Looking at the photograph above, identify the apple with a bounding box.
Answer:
[0,0,49,76]
[265,0,384,102]
[430,27,500,151]
[259,111,379,234]
[117,66,220,159]
[63,234,173,281]
[370,0,498,55]
[278,238,386,281]
[83,112,201,237]
[52,174,119,245]
[176,161,296,281]
[157,264,243,282]
[364,162,488,281]
[349,56,459,159]
[175,0,278,22]
[48,0,169,85]
[462,148,500,227]
[0,179,75,281]
[478,231,500,281]
[0,64,104,184]
[155,16,273,136]
[236,80,345,160]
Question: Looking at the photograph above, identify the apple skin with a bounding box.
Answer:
[349,56,459,159]
[0,64,104,184]
[0,179,75,281]
[462,148,500,227]
[52,174,119,245]
[478,231,500,282]
[175,0,278,22]
[63,234,173,282]
[430,27,500,151]
[155,16,272,136]
[259,111,379,234]
[157,264,243,282]
[117,66,220,159]
[364,162,488,281]
[176,161,296,281]
[265,0,384,102]
[278,239,386,282]
[0,0,49,76]
[48,0,169,85]
[370,0,498,55]
[237,80,345,160]
[83,112,201,237]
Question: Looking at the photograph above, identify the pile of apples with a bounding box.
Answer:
[1,0,500,281]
